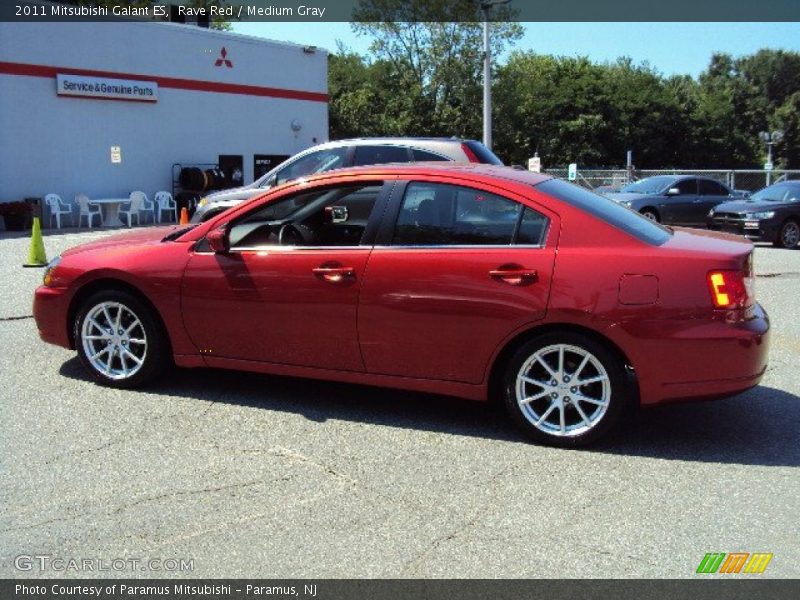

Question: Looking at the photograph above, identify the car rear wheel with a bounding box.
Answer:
[640,208,659,222]
[502,333,629,447]
[74,290,168,388]
[774,219,799,249]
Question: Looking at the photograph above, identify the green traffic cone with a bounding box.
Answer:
[23,217,48,268]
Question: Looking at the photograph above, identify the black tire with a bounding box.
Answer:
[74,290,168,388]
[773,219,799,249]
[640,208,660,223]
[502,332,630,447]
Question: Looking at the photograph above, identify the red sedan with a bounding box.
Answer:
[33,165,770,446]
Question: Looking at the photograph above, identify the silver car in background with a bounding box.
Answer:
[191,137,503,222]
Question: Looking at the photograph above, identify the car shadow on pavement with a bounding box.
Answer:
[58,357,519,443]
[59,358,799,466]
[596,385,800,467]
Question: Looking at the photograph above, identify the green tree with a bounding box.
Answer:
[774,92,800,168]
[493,53,688,168]
[333,9,800,170]
[347,0,522,139]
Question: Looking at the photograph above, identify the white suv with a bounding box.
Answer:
[191,137,502,222]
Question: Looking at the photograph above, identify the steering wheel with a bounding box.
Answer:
[278,222,314,245]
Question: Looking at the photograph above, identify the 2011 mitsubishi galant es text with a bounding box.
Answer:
[33,165,770,447]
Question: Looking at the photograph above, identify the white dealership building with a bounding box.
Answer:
[0,16,328,223]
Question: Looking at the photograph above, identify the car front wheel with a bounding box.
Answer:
[640,209,659,222]
[74,290,168,388]
[775,219,799,249]
[502,333,630,447]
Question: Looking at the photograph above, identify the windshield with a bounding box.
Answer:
[161,225,197,241]
[620,176,677,194]
[749,182,800,203]
[251,147,348,189]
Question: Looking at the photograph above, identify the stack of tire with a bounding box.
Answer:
[178,166,227,217]
[179,167,226,193]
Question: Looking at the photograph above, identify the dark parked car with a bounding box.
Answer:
[606,175,743,227]
[708,181,800,248]
[34,164,769,447]
[191,137,503,222]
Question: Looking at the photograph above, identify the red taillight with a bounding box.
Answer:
[461,143,480,163]
[707,270,750,309]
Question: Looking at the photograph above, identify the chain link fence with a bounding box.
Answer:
[543,168,800,192]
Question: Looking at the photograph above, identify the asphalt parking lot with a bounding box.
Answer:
[0,227,798,579]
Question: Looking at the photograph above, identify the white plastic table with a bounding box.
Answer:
[90,198,128,227]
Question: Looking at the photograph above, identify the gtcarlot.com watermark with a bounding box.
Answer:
[14,554,194,573]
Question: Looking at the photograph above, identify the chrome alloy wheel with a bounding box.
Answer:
[80,301,147,381]
[515,344,611,437]
[781,221,799,248]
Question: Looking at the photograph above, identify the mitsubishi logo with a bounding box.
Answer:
[215,47,233,68]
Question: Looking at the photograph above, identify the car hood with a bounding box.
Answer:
[62,226,182,256]
[606,192,653,202]
[713,199,794,214]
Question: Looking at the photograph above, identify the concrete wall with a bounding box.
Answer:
[0,20,328,218]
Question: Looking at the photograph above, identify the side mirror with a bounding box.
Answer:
[206,228,229,253]
[325,205,349,223]
[666,187,681,196]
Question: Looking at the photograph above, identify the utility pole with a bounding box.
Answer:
[481,0,510,150]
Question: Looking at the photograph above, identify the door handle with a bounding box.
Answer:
[489,268,538,286]
[312,266,355,283]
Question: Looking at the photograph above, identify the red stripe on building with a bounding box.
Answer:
[0,61,328,103]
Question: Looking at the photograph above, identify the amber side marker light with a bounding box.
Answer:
[42,256,61,287]
[708,270,749,309]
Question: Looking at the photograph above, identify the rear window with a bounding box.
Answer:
[462,141,503,165]
[536,179,672,246]
[412,148,450,162]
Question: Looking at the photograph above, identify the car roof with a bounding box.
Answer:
[306,137,480,149]
[291,162,553,186]
[661,174,727,183]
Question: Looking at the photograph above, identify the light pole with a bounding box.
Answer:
[759,130,784,185]
[481,0,510,150]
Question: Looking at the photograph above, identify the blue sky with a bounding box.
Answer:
[233,21,800,78]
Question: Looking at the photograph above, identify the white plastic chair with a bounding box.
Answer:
[137,191,156,223]
[155,191,177,223]
[44,193,72,229]
[118,192,145,227]
[76,193,103,228]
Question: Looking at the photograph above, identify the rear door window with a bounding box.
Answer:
[698,179,730,196]
[392,182,547,246]
[353,146,411,166]
[674,179,698,195]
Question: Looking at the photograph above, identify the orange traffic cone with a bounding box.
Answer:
[179,207,189,225]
